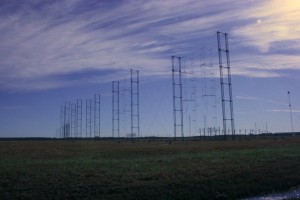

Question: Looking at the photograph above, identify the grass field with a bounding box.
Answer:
[0,137,300,199]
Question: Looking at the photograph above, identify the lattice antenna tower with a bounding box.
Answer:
[64,102,71,138]
[131,69,140,138]
[76,99,82,137]
[112,81,120,138]
[94,94,101,137]
[71,103,77,137]
[60,105,64,138]
[86,99,93,138]
[217,31,235,140]
[172,56,184,140]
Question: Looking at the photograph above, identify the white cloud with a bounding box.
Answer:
[0,0,300,91]
[230,53,300,78]
[236,96,287,106]
[232,0,300,53]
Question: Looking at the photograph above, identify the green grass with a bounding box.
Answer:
[0,137,300,199]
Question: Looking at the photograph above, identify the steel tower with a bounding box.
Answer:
[217,31,235,140]
[172,56,184,140]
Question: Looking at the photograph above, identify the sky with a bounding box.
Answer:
[0,0,300,137]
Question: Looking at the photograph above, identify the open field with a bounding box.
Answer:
[0,137,300,199]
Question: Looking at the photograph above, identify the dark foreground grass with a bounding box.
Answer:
[0,137,300,199]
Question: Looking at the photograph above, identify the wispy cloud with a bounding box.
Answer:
[236,96,287,106]
[0,0,299,91]
[231,0,300,53]
[229,53,300,78]
[266,109,300,113]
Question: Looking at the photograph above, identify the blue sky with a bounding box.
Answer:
[0,0,300,137]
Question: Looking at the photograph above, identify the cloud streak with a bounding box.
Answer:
[235,96,287,106]
[0,0,300,91]
[231,0,300,53]
[266,109,300,113]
